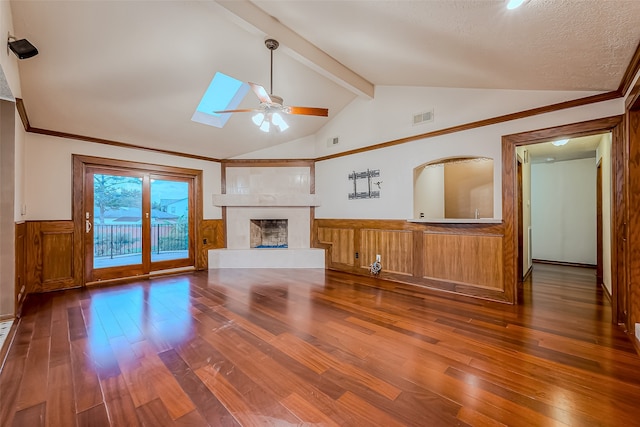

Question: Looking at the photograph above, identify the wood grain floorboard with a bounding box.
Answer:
[12,401,46,427]
[158,348,240,426]
[46,363,76,427]
[76,403,110,427]
[1,263,640,426]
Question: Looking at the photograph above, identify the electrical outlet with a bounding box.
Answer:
[355,252,359,259]
[376,254,381,262]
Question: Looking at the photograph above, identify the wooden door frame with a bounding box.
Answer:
[73,155,205,285]
[517,157,524,282]
[502,116,624,320]
[626,102,640,333]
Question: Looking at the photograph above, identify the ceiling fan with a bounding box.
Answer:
[214,39,329,132]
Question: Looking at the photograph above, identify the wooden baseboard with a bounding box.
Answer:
[522,265,533,281]
[0,318,19,373]
[601,283,612,302]
[532,259,596,269]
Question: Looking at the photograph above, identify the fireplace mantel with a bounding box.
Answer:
[213,194,320,207]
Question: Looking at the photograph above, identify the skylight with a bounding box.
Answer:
[191,72,249,128]
[506,0,530,10]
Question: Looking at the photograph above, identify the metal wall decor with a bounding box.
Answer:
[348,169,381,200]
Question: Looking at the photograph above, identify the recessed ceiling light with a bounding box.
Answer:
[507,0,530,10]
[552,139,569,146]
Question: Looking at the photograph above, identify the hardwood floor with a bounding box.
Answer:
[1,263,640,426]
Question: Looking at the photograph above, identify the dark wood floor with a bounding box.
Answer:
[1,264,640,426]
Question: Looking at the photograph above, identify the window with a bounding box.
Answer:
[191,72,250,128]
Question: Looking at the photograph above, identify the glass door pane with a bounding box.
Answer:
[93,173,144,269]
[150,178,190,263]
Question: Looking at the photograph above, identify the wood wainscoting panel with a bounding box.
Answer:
[26,221,80,292]
[360,229,413,275]
[317,227,355,266]
[42,232,73,283]
[423,233,504,290]
[314,218,508,302]
[15,222,26,309]
[199,219,225,269]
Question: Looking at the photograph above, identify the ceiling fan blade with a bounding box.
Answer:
[249,82,273,104]
[286,106,329,117]
[213,108,261,114]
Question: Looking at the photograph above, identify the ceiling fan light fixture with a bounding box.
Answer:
[253,111,289,133]
[272,112,289,131]
[252,112,264,126]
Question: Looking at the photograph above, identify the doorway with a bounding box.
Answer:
[502,116,624,318]
[74,156,201,284]
[524,134,608,274]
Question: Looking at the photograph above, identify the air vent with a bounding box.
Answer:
[413,110,434,126]
[327,136,339,147]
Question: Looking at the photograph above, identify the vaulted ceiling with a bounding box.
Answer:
[10,0,640,159]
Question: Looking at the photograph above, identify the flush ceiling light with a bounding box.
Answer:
[507,0,530,10]
[7,35,38,59]
[552,139,569,146]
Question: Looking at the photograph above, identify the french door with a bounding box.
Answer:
[84,166,195,283]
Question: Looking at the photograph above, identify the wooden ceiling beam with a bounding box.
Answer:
[213,0,375,99]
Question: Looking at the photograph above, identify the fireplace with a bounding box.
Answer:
[250,219,288,248]
[209,166,324,268]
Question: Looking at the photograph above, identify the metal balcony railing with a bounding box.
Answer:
[94,224,188,258]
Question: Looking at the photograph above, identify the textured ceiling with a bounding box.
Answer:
[254,0,640,91]
[527,134,603,164]
[9,0,640,159]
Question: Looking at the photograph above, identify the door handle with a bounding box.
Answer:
[86,219,92,233]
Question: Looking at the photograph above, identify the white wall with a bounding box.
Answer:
[318,86,608,157]
[531,158,596,265]
[314,92,621,219]
[0,1,21,101]
[0,0,24,318]
[414,164,444,219]
[24,132,222,221]
[1,99,16,318]
[597,133,613,293]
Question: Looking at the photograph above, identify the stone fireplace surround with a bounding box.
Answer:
[208,166,324,268]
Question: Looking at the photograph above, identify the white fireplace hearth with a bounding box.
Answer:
[208,166,325,269]
[208,248,324,269]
